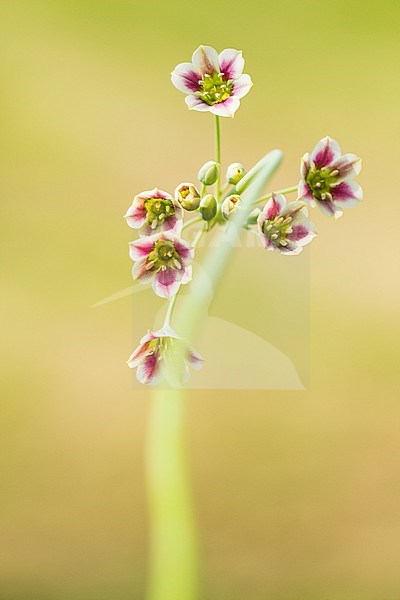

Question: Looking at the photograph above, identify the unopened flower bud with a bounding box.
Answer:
[199,194,217,221]
[226,162,246,185]
[221,194,241,220]
[175,183,201,211]
[247,207,261,225]
[198,161,220,186]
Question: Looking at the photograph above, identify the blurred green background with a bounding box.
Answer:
[1,0,399,598]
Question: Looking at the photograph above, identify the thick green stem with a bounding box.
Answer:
[146,388,198,600]
[145,151,283,600]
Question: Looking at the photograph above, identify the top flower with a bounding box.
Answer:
[171,45,253,118]
[298,136,362,219]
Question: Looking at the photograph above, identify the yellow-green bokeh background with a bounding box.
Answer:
[1,0,399,598]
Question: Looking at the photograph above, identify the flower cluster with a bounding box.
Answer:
[125,45,363,385]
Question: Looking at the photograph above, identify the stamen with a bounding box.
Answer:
[146,260,155,270]
[275,217,284,225]
[271,233,279,240]
[151,219,158,229]
[315,182,322,188]
[266,224,273,231]
[330,169,339,177]
[173,259,182,269]
[165,206,171,213]
[280,240,288,246]
[321,193,326,200]
[158,213,165,220]
[282,216,292,224]
[286,227,293,234]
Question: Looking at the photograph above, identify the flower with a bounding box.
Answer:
[171,45,253,118]
[129,232,194,298]
[226,162,246,185]
[221,194,241,220]
[127,325,204,385]
[175,183,201,211]
[257,193,317,255]
[125,188,183,236]
[298,136,362,219]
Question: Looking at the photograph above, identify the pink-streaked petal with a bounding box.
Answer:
[136,353,161,385]
[311,136,341,169]
[127,340,152,368]
[331,181,363,208]
[209,96,240,117]
[125,203,146,229]
[297,181,315,205]
[280,243,303,256]
[152,269,180,299]
[316,199,343,220]
[300,153,311,179]
[187,347,204,371]
[139,188,172,201]
[192,45,220,75]
[185,94,211,112]
[171,62,200,93]
[173,237,194,261]
[129,237,155,261]
[163,214,183,235]
[263,193,286,220]
[132,260,155,284]
[288,214,317,245]
[219,48,244,79]
[331,154,362,181]
[282,200,307,218]
[233,74,253,99]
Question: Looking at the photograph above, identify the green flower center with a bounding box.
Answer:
[306,167,338,201]
[198,73,234,105]
[144,197,174,230]
[262,215,294,248]
[146,239,182,272]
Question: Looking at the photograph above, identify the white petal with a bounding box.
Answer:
[233,74,253,99]
[185,94,211,112]
[218,48,244,79]
[209,96,240,118]
[192,45,220,75]
[171,62,200,94]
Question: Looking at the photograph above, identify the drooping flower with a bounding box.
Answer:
[129,232,193,298]
[298,136,362,219]
[257,193,317,255]
[171,45,253,118]
[124,188,183,236]
[127,325,204,385]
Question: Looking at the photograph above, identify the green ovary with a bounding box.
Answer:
[145,197,174,227]
[147,240,181,270]
[306,168,337,200]
[198,73,233,105]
